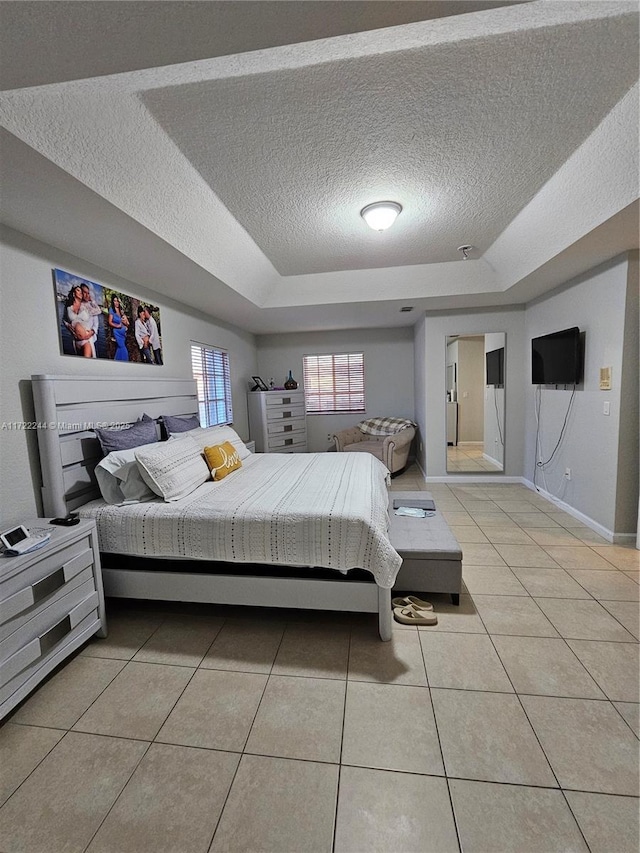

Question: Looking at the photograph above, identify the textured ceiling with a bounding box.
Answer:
[0,1,638,333]
[0,1,522,90]
[143,13,637,274]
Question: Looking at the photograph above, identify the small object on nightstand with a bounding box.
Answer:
[1,524,51,555]
[50,514,80,526]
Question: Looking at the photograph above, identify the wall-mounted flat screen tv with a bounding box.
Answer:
[531,327,581,385]
[486,347,504,387]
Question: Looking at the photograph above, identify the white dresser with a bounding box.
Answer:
[0,518,107,720]
[247,390,307,453]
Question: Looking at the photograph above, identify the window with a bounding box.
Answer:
[191,343,233,427]
[303,353,365,414]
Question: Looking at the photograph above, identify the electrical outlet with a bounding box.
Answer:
[564,468,571,480]
[327,433,333,443]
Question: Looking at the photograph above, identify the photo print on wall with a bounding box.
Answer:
[53,268,163,365]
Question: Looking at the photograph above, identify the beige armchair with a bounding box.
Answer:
[333,425,415,475]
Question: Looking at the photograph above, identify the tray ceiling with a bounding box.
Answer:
[0,1,638,332]
[143,14,638,274]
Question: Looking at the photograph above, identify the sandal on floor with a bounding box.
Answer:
[391,595,434,612]
[393,606,438,626]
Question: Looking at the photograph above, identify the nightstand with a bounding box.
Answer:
[0,518,106,720]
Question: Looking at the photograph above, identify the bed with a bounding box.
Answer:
[32,375,401,639]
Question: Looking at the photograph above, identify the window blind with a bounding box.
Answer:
[190,343,233,427]
[303,353,365,414]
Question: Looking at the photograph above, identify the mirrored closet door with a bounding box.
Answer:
[446,333,505,473]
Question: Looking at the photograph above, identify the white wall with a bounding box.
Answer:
[0,226,257,527]
[418,309,526,478]
[256,327,415,452]
[524,254,638,536]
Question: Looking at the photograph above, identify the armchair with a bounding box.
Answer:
[333,424,415,475]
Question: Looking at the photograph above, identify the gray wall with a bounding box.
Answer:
[524,253,638,535]
[0,226,258,527]
[256,327,415,452]
[616,251,639,536]
[457,337,484,443]
[413,315,427,471]
[417,309,526,478]
[484,332,505,468]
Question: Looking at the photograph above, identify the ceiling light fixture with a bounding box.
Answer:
[457,245,474,260]
[361,201,402,231]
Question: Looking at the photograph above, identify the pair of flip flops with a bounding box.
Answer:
[392,595,438,625]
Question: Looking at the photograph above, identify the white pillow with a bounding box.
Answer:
[134,433,210,501]
[188,425,251,460]
[95,460,126,505]
[95,448,157,505]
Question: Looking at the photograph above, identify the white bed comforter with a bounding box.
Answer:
[79,452,402,588]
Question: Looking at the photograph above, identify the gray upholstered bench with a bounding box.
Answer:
[389,491,462,604]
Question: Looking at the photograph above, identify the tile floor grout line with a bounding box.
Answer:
[0,726,69,812]
[142,638,219,746]
[609,704,640,741]
[235,621,290,755]
[416,626,464,853]
[529,595,637,643]
[331,625,353,853]
[557,788,595,853]
[556,636,624,702]
[337,626,353,765]
[474,600,567,793]
[331,763,342,853]
[203,752,244,853]
[79,738,153,853]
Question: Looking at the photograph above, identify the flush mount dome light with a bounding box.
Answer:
[361,201,402,231]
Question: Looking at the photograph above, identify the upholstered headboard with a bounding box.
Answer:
[32,375,199,517]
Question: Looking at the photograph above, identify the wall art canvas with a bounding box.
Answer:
[53,268,163,365]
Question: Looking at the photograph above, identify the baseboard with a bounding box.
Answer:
[521,478,625,544]
[482,452,502,468]
[613,533,638,547]
[425,475,523,484]
[457,441,483,447]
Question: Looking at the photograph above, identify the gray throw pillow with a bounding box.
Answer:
[161,414,200,438]
[95,417,158,455]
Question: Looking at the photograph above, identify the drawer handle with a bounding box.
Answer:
[283,397,291,405]
[32,568,66,604]
[284,424,293,432]
[283,411,291,418]
[39,615,72,656]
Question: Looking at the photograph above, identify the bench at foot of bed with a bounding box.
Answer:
[389,491,463,605]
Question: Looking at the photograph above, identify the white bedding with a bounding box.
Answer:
[78,452,402,588]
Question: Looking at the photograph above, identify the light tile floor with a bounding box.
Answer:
[447,443,502,472]
[1,473,638,852]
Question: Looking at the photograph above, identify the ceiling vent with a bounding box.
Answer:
[400,306,414,313]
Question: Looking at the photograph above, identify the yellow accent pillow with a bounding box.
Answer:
[203,441,243,480]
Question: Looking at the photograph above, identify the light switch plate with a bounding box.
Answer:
[603,401,610,416]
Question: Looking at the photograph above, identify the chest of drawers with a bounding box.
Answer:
[247,390,307,453]
[0,518,106,719]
